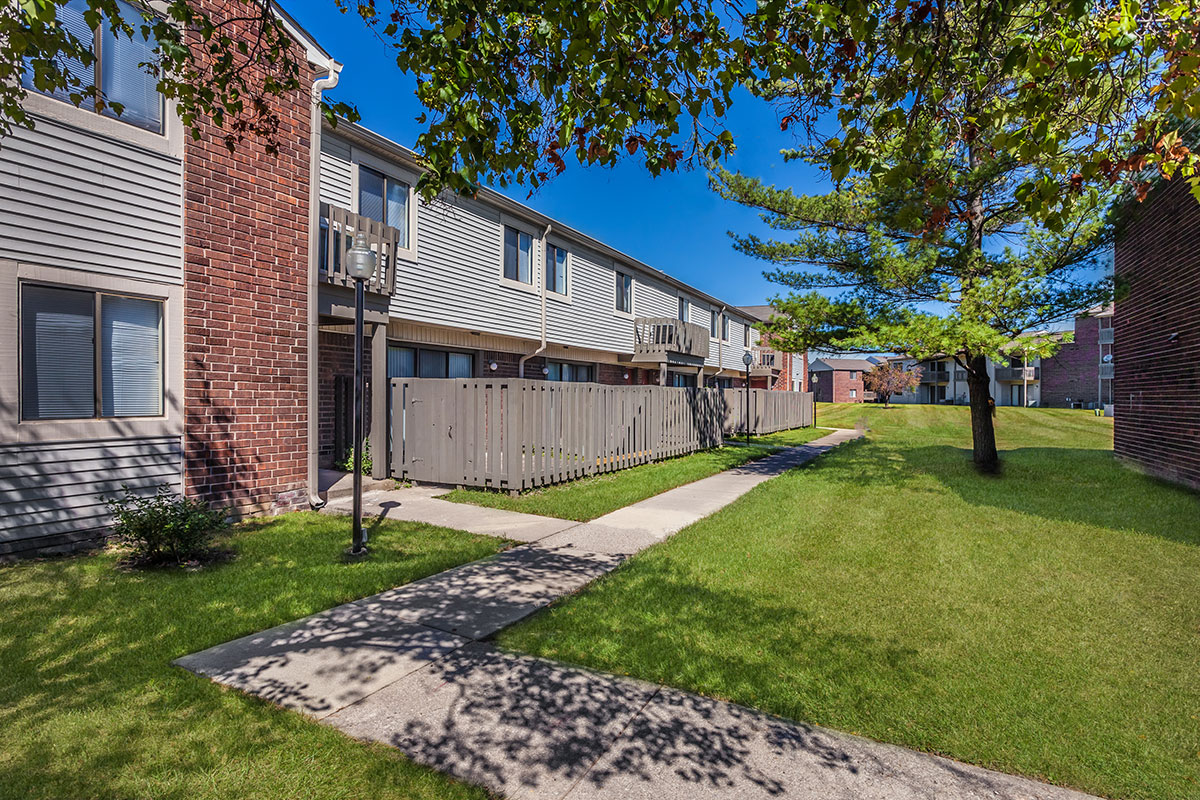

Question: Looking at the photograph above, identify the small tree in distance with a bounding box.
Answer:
[863,363,922,409]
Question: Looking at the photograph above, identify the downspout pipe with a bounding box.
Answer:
[307,61,344,509]
[518,222,553,378]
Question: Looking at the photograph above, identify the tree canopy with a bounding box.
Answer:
[4,0,1198,207]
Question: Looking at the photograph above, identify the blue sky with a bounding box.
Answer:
[286,0,832,308]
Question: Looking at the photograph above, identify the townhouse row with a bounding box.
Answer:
[0,0,796,556]
[809,306,1114,410]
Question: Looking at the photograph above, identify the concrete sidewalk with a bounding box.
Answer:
[177,429,1096,799]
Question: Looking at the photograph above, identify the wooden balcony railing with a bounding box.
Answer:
[318,203,400,297]
[1099,363,1114,379]
[954,370,968,382]
[1098,328,1114,345]
[632,317,710,363]
[995,366,1040,381]
[920,369,950,383]
[749,346,781,376]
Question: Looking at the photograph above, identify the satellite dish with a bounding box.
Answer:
[1102,354,1113,363]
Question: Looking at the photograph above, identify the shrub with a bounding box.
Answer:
[334,440,372,475]
[104,485,229,565]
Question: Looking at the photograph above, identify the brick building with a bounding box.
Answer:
[809,358,876,403]
[1039,305,1114,410]
[1113,179,1200,491]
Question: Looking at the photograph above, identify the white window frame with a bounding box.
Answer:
[678,296,688,322]
[613,268,635,318]
[721,314,730,342]
[351,149,419,263]
[710,309,719,340]
[544,239,572,302]
[0,260,183,444]
[497,214,541,294]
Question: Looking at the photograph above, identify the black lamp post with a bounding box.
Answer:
[345,229,377,556]
[810,372,818,429]
[742,350,753,444]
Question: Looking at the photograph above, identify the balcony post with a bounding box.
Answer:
[370,321,388,479]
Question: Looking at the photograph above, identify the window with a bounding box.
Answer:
[721,315,729,342]
[615,271,632,313]
[389,345,471,378]
[546,362,593,382]
[503,226,533,284]
[678,297,687,322]
[743,325,750,348]
[22,0,163,133]
[710,376,732,390]
[358,167,411,248]
[21,284,162,420]
[546,244,568,295]
[710,310,719,338]
[848,370,857,380]
[849,389,857,399]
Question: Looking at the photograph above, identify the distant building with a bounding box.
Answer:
[737,305,807,392]
[1040,304,1114,410]
[808,358,877,403]
[1113,179,1200,491]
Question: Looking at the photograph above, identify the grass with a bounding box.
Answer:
[499,404,1200,800]
[734,424,830,448]
[0,512,508,800]
[441,443,779,521]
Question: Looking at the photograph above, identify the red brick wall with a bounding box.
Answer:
[1113,179,1200,490]
[597,363,633,385]
[811,369,865,402]
[1041,316,1101,408]
[182,6,313,514]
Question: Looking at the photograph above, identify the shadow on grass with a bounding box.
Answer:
[0,513,500,800]
[812,437,1200,546]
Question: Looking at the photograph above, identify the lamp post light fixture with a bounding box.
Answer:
[810,372,818,429]
[345,229,377,557]
[741,350,753,444]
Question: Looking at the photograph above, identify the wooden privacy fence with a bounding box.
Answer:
[389,378,813,491]
[722,387,814,434]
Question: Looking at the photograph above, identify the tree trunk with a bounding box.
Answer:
[966,354,998,471]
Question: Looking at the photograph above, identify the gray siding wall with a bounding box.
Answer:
[318,131,760,362]
[0,437,183,555]
[0,115,183,284]
[1,113,185,555]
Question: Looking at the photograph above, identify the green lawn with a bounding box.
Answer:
[734,424,829,448]
[0,513,506,800]
[499,404,1200,800]
[441,444,778,521]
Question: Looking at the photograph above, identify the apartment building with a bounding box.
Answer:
[885,355,1043,407]
[1113,178,1200,491]
[808,358,876,403]
[737,305,807,392]
[1040,304,1114,411]
[1,2,790,554]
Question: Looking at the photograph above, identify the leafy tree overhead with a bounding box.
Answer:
[4,0,1198,206]
[862,362,922,408]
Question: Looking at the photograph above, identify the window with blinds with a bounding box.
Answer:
[21,285,163,420]
[21,0,163,133]
[358,166,410,247]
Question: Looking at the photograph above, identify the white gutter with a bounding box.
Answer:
[307,61,343,508]
[518,222,553,378]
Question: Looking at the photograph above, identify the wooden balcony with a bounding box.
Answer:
[954,369,968,381]
[995,366,1040,381]
[749,346,782,377]
[1099,328,1114,345]
[1099,363,1114,379]
[632,317,710,364]
[920,369,950,384]
[319,203,400,297]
